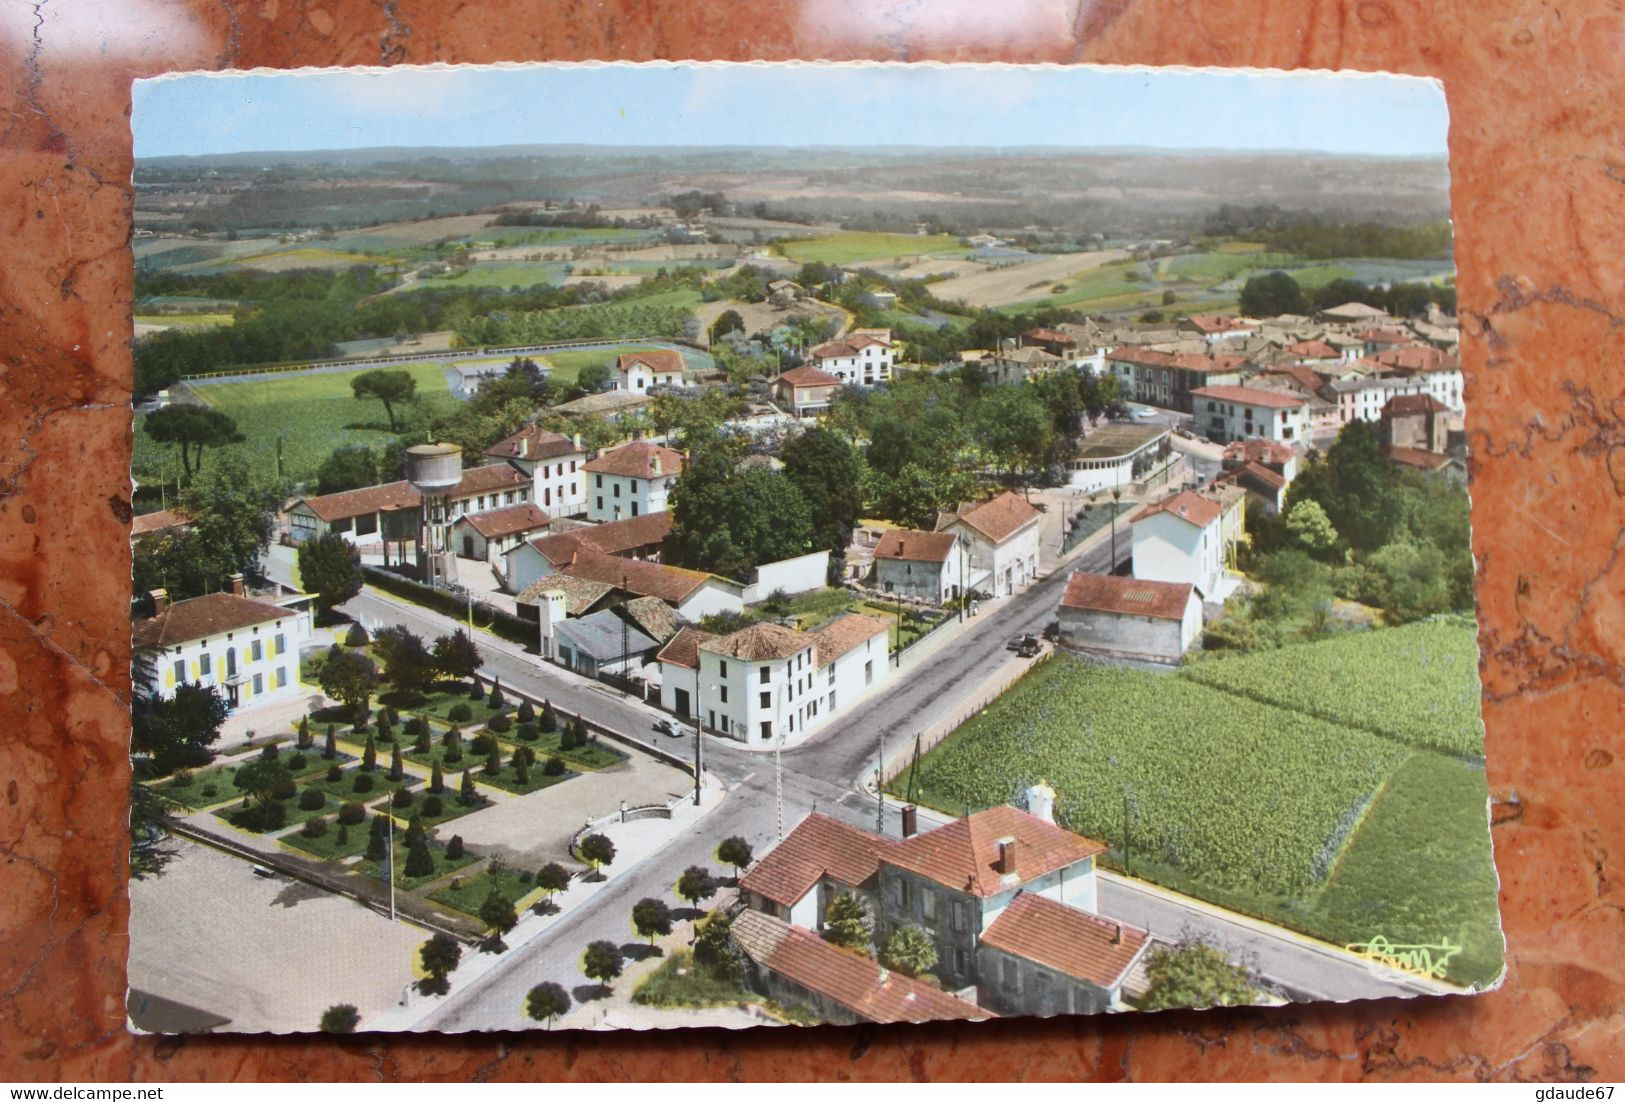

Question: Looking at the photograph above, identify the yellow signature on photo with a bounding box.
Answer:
[1345,935,1462,979]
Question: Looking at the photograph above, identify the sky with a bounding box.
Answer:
[132,62,1448,160]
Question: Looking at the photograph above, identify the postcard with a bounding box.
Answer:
[125,61,1498,1034]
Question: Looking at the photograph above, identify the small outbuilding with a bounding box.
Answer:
[1056,572,1202,664]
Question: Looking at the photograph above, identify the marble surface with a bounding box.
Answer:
[1,0,1621,1083]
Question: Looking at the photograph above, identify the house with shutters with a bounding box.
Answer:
[771,364,844,417]
[1056,572,1203,664]
[870,528,964,605]
[1190,385,1312,445]
[611,348,687,391]
[483,425,588,517]
[1128,489,1238,601]
[1105,348,1248,412]
[583,441,683,522]
[807,329,894,387]
[134,586,311,712]
[663,614,891,748]
[935,491,1042,599]
[739,796,1151,1017]
[1379,393,1452,453]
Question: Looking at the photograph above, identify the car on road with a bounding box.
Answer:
[1132,408,1157,420]
[1007,632,1029,651]
[1016,636,1042,658]
[652,718,682,738]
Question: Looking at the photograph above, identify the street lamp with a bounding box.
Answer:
[1110,487,1123,574]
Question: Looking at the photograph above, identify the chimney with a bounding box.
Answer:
[996,837,1018,876]
[149,588,170,615]
[519,436,530,459]
[901,805,918,838]
[650,453,662,477]
[1111,923,1123,945]
[229,573,245,598]
[1025,782,1056,825]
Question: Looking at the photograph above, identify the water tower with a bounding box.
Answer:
[406,442,462,586]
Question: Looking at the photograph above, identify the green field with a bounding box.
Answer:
[1162,250,1302,282]
[134,313,236,329]
[134,360,460,488]
[398,263,570,293]
[892,623,1501,986]
[776,232,965,266]
[428,866,539,918]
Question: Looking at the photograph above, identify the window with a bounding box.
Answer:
[595,474,603,488]
[759,666,770,684]
[922,889,938,928]
[759,721,772,741]
[274,633,285,656]
[828,691,836,711]
[1002,958,1018,992]
[613,483,621,498]
[252,673,263,695]
[954,947,968,975]
[827,666,835,685]
[596,497,604,510]
[251,640,263,662]
[865,660,873,685]
[172,659,185,684]
[759,691,770,709]
[631,501,639,517]
[274,667,287,688]
[719,686,728,704]
[199,653,212,677]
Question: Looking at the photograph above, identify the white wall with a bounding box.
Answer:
[1130,512,1222,599]
[503,541,555,595]
[154,619,302,711]
[587,474,674,522]
[741,550,830,603]
[674,578,745,620]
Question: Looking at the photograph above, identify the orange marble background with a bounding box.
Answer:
[1,0,1621,1083]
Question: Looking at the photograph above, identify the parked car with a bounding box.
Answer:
[1016,636,1042,658]
[1007,633,1028,651]
[653,718,681,738]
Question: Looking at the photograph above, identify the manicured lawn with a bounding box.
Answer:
[372,785,489,828]
[151,750,349,810]
[501,729,626,772]
[632,949,759,1009]
[474,758,576,796]
[428,866,538,917]
[211,784,336,834]
[397,262,571,294]
[396,684,509,727]
[279,820,373,860]
[403,738,489,775]
[362,840,478,892]
[301,765,414,805]
[776,232,965,266]
[135,360,460,488]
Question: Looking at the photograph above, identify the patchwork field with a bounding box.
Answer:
[397,262,571,293]
[892,621,1500,986]
[927,248,1131,309]
[775,232,965,266]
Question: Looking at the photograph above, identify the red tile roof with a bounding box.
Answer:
[130,508,190,538]
[1384,445,1454,471]
[457,502,551,540]
[1128,490,1224,529]
[1286,339,1340,359]
[654,625,720,671]
[1371,346,1459,373]
[730,910,986,1024]
[1059,573,1196,622]
[809,613,891,668]
[1383,393,1451,416]
[740,812,897,907]
[1022,326,1076,346]
[1358,327,1415,345]
[942,491,1040,545]
[484,425,583,462]
[559,549,715,605]
[1223,437,1296,467]
[885,806,1105,898]
[872,529,957,563]
[617,349,686,376]
[450,462,530,499]
[701,621,811,661]
[134,592,288,648]
[1262,365,1330,397]
[1183,314,1252,334]
[1190,385,1308,410]
[810,332,891,359]
[774,365,844,389]
[292,479,422,523]
[525,511,673,564]
[980,892,1149,990]
[1233,460,1287,490]
[1107,348,1249,373]
[583,441,684,480]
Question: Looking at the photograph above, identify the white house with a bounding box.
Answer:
[936,491,1042,599]
[807,329,894,387]
[1128,490,1230,600]
[555,550,745,621]
[611,348,687,391]
[583,441,683,522]
[1189,385,1312,445]
[450,502,551,565]
[1056,572,1203,664]
[134,588,310,712]
[871,529,964,605]
[484,425,589,517]
[674,615,891,748]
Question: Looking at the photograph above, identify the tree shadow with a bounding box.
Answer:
[621,942,663,962]
[531,899,561,917]
[571,983,612,1004]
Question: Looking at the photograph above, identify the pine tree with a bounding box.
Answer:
[484,742,501,776]
[430,762,445,794]
[361,733,377,773]
[539,700,557,734]
[404,840,433,879]
[389,745,404,781]
[487,678,506,710]
[366,814,389,863]
[404,814,426,849]
[514,750,530,787]
[415,726,431,754]
[296,715,312,749]
[459,768,476,806]
[323,726,337,760]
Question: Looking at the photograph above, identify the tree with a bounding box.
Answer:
[708,309,745,345]
[535,861,571,903]
[513,750,530,787]
[578,833,616,876]
[432,629,483,682]
[366,813,389,862]
[880,924,937,980]
[667,433,815,581]
[388,745,404,782]
[822,892,872,953]
[539,700,558,733]
[525,981,571,1029]
[780,428,864,568]
[458,768,477,806]
[487,678,506,709]
[1285,498,1340,559]
[323,726,338,760]
[1365,539,1454,624]
[692,909,741,981]
[1141,940,1258,1011]
[969,384,1055,489]
[631,897,674,947]
[484,741,502,776]
[317,647,380,721]
[295,715,313,749]
[479,889,519,945]
[315,445,380,496]
[360,733,378,773]
[134,680,230,774]
[403,839,434,879]
[715,836,753,882]
[142,404,244,482]
[319,1004,360,1033]
[1238,270,1307,318]
[133,457,280,600]
[575,362,614,394]
[372,624,434,696]
[675,865,717,911]
[419,932,462,996]
[350,369,417,431]
[298,533,363,618]
[581,940,624,992]
[428,761,445,795]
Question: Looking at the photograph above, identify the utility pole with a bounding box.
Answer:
[387,811,396,922]
[876,724,886,834]
[774,680,784,842]
[692,664,703,807]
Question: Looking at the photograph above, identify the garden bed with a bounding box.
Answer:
[361,840,478,892]
[428,865,539,917]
